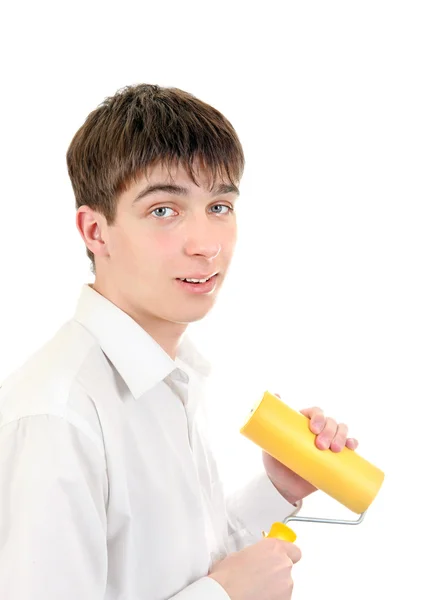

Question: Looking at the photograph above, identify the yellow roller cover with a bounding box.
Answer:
[240,391,385,514]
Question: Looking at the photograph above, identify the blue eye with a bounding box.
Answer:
[151,204,234,219]
[152,207,175,218]
[211,205,233,214]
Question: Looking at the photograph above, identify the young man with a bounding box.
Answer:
[0,84,358,600]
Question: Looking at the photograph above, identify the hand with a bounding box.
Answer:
[262,394,359,504]
[208,536,302,600]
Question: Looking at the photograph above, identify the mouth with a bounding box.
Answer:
[176,272,218,284]
[175,273,219,294]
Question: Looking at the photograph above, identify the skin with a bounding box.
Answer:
[76,159,239,360]
[75,158,359,504]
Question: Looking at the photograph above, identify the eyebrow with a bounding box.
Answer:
[132,182,240,205]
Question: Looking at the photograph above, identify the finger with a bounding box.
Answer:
[300,407,325,434]
[284,542,302,565]
[346,437,359,450]
[330,423,348,452]
[269,538,302,565]
[276,395,325,436]
[315,417,338,450]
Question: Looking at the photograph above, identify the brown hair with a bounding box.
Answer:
[66,83,245,275]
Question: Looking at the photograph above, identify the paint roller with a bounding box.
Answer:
[239,391,385,542]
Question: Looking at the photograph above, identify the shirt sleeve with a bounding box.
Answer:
[0,414,108,600]
[224,471,302,552]
[169,576,231,599]
[167,475,302,600]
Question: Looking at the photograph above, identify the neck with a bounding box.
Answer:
[90,281,187,360]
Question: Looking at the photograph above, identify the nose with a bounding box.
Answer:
[182,216,222,260]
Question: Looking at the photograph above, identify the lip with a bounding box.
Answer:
[175,273,219,294]
[176,271,219,280]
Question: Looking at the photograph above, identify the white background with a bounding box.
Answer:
[1,1,422,597]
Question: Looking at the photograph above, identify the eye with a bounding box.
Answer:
[151,207,176,218]
[210,204,234,214]
[150,204,234,219]
[151,204,235,220]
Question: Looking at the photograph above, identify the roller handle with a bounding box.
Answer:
[263,522,297,542]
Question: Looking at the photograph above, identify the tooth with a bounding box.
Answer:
[184,277,208,283]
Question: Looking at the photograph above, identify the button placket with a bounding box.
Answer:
[176,370,222,563]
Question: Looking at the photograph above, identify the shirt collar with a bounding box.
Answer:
[72,283,212,399]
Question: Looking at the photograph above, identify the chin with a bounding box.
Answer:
[171,305,215,324]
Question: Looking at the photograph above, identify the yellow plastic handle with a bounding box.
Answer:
[263,522,297,543]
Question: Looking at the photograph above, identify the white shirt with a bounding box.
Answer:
[0,283,300,600]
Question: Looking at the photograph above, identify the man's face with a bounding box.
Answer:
[90,161,239,326]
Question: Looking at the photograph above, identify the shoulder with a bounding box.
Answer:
[0,319,107,453]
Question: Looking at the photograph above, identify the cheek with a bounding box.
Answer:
[153,232,179,254]
[150,232,181,264]
[223,224,237,252]
[131,232,180,275]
